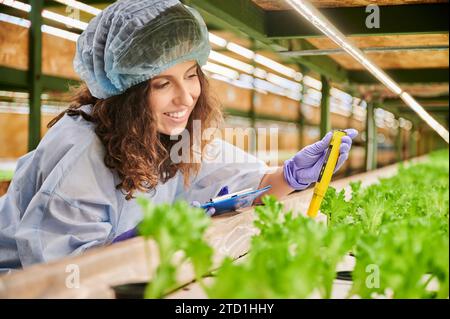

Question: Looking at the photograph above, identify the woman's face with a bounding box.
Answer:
[149,60,201,136]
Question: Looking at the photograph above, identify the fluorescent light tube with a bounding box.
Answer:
[52,0,101,16]
[209,50,255,74]
[1,0,88,30]
[400,92,449,143]
[0,13,79,41]
[226,42,255,59]
[208,32,227,47]
[254,53,297,79]
[202,62,240,80]
[286,0,448,143]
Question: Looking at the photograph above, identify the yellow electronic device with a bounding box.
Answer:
[307,130,347,218]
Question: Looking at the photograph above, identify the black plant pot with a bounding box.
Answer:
[336,271,353,281]
[112,282,147,299]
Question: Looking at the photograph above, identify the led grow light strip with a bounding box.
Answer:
[1,0,304,98]
[42,24,79,42]
[285,0,449,143]
[208,32,303,81]
[42,10,88,30]
[209,50,255,74]
[254,53,300,80]
[400,92,449,138]
[209,32,227,47]
[285,0,402,95]
[202,62,240,80]
[1,0,88,30]
[0,13,79,41]
[227,42,255,60]
[52,0,101,16]
[1,0,374,116]
[0,10,301,101]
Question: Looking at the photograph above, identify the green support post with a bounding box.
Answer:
[428,131,434,153]
[298,111,304,150]
[365,102,377,171]
[320,75,331,138]
[249,92,257,155]
[417,124,423,156]
[409,124,418,159]
[28,0,43,151]
[395,123,403,162]
[249,39,257,155]
[345,101,356,176]
[298,67,308,149]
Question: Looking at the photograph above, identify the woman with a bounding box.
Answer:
[0,0,357,270]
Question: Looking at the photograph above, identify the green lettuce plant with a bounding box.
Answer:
[207,196,356,298]
[133,150,448,299]
[137,199,213,298]
[321,150,449,298]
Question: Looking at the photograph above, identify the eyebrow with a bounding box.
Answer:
[152,64,197,80]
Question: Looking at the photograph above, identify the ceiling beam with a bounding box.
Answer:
[348,68,449,84]
[383,95,449,107]
[183,0,348,83]
[279,45,449,57]
[266,3,449,39]
[395,106,449,113]
[377,105,448,128]
[381,105,448,127]
[17,0,113,7]
[0,66,79,92]
[184,0,267,39]
[4,0,349,82]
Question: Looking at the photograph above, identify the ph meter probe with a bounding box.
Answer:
[307,130,347,218]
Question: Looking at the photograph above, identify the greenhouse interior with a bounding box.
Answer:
[0,0,448,301]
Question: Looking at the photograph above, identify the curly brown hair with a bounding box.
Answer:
[48,65,223,200]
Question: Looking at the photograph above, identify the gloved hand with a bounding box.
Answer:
[191,186,229,217]
[283,129,358,190]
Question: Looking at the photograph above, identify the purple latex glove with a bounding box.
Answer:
[283,129,358,190]
[191,186,229,217]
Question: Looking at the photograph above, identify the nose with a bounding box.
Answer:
[173,83,194,106]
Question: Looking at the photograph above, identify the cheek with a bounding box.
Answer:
[193,80,202,100]
[149,92,167,114]
[148,81,202,112]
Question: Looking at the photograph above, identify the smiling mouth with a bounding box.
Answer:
[162,109,191,123]
[163,109,188,119]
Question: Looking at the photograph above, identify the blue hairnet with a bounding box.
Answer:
[73,0,211,99]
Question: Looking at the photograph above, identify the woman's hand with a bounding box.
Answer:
[283,129,358,190]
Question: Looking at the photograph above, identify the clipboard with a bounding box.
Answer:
[201,185,272,215]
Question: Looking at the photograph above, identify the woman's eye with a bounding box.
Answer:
[155,82,169,89]
[188,73,198,78]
